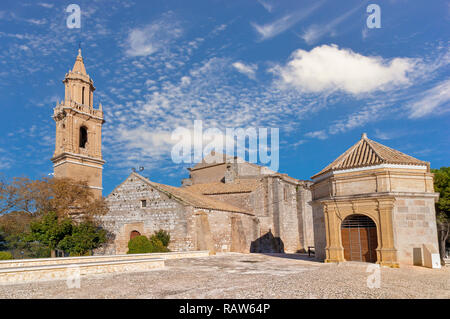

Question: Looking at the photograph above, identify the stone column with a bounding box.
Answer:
[324,203,345,263]
[376,199,399,267]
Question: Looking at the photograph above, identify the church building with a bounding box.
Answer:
[51,50,441,268]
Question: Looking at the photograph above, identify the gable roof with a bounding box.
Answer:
[189,152,237,171]
[311,133,429,179]
[184,179,262,195]
[131,173,251,215]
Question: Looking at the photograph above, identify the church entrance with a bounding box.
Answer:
[341,214,378,263]
[130,230,141,240]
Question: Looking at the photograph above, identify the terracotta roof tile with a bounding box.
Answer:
[133,173,251,215]
[184,179,261,195]
[312,133,429,179]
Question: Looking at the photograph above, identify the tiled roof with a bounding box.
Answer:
[132,173,251,215]
[184,179,261,195]
[312,133,429,179]
[189,152,237,171]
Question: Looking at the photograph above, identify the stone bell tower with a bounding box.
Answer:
[51,48,105,198]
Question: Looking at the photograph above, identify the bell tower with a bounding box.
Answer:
[51,48,105,198]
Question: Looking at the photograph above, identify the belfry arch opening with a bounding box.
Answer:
[341,214,378,263]
[79,126,88,148]
[82,87,85,105]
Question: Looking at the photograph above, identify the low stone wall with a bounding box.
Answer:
[0,258,164,285]
[0,250,210,269]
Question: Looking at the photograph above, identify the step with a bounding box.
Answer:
[0,258,165,285]
[0,250,209,269]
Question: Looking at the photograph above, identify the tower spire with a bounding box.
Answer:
[72,47,86,75]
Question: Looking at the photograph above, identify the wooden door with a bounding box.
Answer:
[130,230,141,240]
[341,215,377,263]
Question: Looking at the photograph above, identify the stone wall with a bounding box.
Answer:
[312,168,435,199]
[393,196,440,265]
[97,175,195,255]
[190,163,228,184]
[196,209,258,253]
[312,203,327,261]
[297,185,315,251]
[98,174,259,255]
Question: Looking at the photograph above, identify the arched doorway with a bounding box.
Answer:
[130,230,141,240]
[341,214,378,263]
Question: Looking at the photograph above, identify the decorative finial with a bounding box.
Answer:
[362,132,367,139]
[99,103,103,111]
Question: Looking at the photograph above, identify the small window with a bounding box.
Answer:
[79,126,88,148]
[82,87,85,105]
[284,186,288,201]
[141,200,147,208]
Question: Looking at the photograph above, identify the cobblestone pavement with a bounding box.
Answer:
[0,253,448,299]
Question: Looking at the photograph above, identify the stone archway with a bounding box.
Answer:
[341,214,378,263]
[130,230,141,240]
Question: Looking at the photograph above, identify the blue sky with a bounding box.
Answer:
[0,0,449,195]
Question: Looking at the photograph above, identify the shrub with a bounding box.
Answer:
[127,235,152,254]
[148,236,168,253]
[153,229,170,247]
[0,251,12,260]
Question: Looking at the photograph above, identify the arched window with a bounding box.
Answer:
[79,126,88,148]
[82,87,85,105]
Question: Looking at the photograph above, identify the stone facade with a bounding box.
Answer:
[97,173,258,255]
[97,154,315,255]
[182,155,315,253]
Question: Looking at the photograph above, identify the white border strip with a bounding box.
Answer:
[313,164,427,182]
[53,160,103,170]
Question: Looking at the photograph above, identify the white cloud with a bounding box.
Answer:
[408,79,450,118]
[125,14,182,57]
[25,18,47,25]
[257,0,273,13]
[232,62,257,79]
[37,3,54,9]
[251,1,324,41]
[300,5,361,45]
[305,130,328,140]
[272,44,417,95]
[329,102,387,135]
[102,54,318,171]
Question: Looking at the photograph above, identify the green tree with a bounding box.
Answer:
[24,211,72,257]
[148,236,168,252]
[0,251,12,260]
[0,229,6,251]
[24,212,107,257]
[431,167,450,264]
[57,222,106,256]
[0,176,109,258]
[153,229,170,247]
